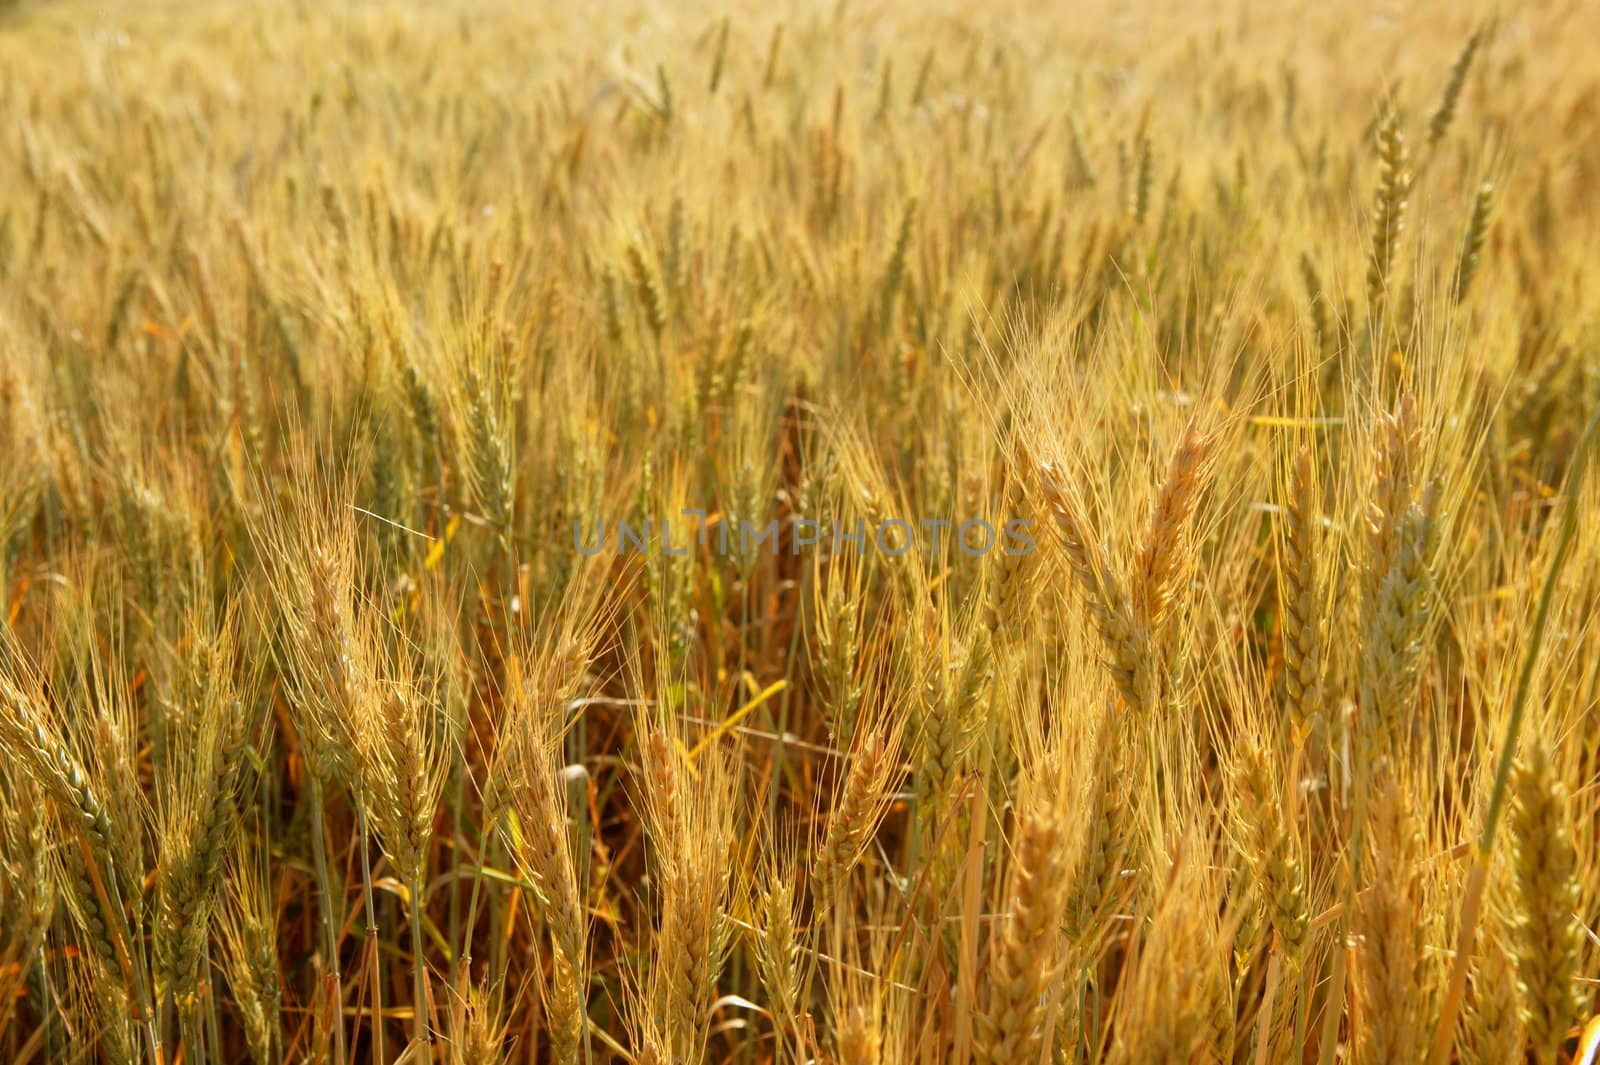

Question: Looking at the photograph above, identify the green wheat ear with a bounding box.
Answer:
[1427,26,1486,151]
[1367,107,1411,322]
[1453,181,1495,304]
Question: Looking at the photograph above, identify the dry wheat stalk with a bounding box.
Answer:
[812,727,896,908]
[1507,738,1583,1064]
[1035,462,1155,715]
[643,730,736,1064]
[978,794,1074,1065]
[1280,445,1326,738]
[1232,742,1310,961]
[1356,776,1431,1063]
[1131,418,1213,632]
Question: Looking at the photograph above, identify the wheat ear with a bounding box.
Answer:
[1507,738,1583,1064]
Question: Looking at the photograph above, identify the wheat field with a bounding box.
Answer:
[1,0,1598,1062]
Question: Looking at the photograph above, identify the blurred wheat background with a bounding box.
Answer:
[1,0,1599,1061]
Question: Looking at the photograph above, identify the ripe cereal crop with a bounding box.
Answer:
[1,1,1599,1062]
